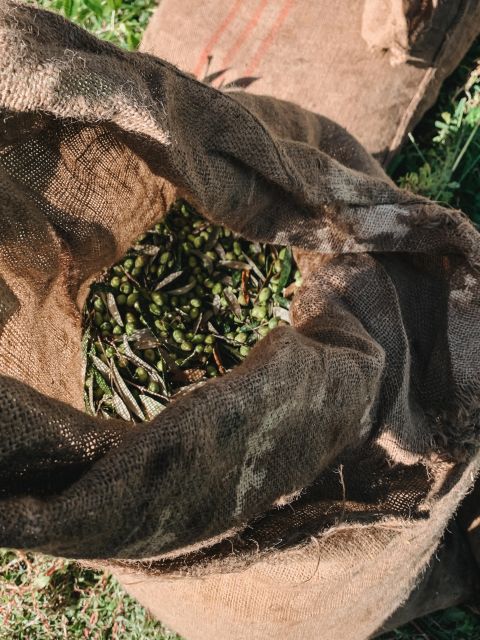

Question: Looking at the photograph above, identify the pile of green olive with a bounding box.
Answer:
[83,201,301,421]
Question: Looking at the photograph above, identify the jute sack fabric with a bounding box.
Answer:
[141,0,480,164]
[0,2,480,639]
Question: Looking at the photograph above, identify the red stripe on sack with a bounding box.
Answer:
[244,0,294,75]
[222,0,270,67]
[193,0,244,78]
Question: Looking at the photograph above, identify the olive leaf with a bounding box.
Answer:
[110,361,145,421]
[277,247,293,290]
[112,391,132,421]
[140,394,166,420]
[154,270,183,291]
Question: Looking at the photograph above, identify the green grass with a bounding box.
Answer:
[1,1,480,638]
[0,549,179,640]
[34,0,156,49]
[390,39,480,226]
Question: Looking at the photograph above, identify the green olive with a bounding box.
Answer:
[152,292,166,309]
[125,323,136,336]
[94,312,104,327]
[110,276,121,288]
[94,297,105,312]
[149,303,162,316]
[123,257,135,271]
[160,251,170,264]
[100,321,112,335]
[258,288,271,303]
[251,305,267,320]
[135,367,148,382]
[173,329,185,343]
[144,349,156,362]
[126,293,139,307]
[120,282,133,295]
[268,317,279,329]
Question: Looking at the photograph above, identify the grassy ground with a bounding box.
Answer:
[390,39,480,225]
[1,1,480,638]
[0,549,179,639]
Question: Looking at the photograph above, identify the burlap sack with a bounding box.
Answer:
[141,0,480,164]
[1,2,480,639]
[375,521,479,635]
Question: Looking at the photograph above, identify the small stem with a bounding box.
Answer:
[407,132,428,165]
[458,144,480,183]
[451,119,480,174]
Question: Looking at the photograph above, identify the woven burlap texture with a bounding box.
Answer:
[141,0,480,164]
[1,2,480,638]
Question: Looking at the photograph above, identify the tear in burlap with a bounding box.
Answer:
[0,2,479,639]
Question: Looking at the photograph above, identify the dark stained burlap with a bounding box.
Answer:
[1,1,480,638]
